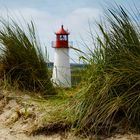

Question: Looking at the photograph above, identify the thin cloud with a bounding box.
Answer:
[0,7,102,62]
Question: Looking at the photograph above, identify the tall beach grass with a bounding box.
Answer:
[0,19,55,96]
[74,6,140,135]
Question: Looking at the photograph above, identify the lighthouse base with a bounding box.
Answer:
[52,48,71,87]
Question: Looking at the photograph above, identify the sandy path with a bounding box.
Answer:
[0,124,53,140]
[0,126,65,140]
[0,96,84,140]
[0,91,140,140]
[0,100,62,140]
[0,123,87,140]
[106,134,140,140]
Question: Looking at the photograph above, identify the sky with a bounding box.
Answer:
[0,0,139,63]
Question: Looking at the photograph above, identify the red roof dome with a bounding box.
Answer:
[55,25,69,35]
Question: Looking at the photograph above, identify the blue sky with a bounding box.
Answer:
[0,0,139,62]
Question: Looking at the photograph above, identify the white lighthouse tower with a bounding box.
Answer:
[52,25,71,87]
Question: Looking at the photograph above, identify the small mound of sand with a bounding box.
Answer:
[0,90,140,140]
[0,90,86,140]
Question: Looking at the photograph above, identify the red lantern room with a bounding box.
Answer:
[53,25,69,48]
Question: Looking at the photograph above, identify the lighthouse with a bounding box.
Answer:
[52,25,71,87]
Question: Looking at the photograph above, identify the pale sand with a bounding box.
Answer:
[0,91,140,140]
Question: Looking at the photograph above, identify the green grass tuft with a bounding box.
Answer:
[74,5,140,135]
[0,19,56,96]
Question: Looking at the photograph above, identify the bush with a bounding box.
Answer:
[75,6,140,134]
[0,19,55,96]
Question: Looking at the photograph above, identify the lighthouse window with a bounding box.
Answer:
[60,35,67,41]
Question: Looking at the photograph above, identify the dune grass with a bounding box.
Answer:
[74,6,140,135]
[1,5,140,138]
[0,19,55,96]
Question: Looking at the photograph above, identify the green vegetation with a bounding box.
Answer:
[0,4,140,139]
[71,67,86,87]
[0,19,55,96]
[74,6,140,135]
